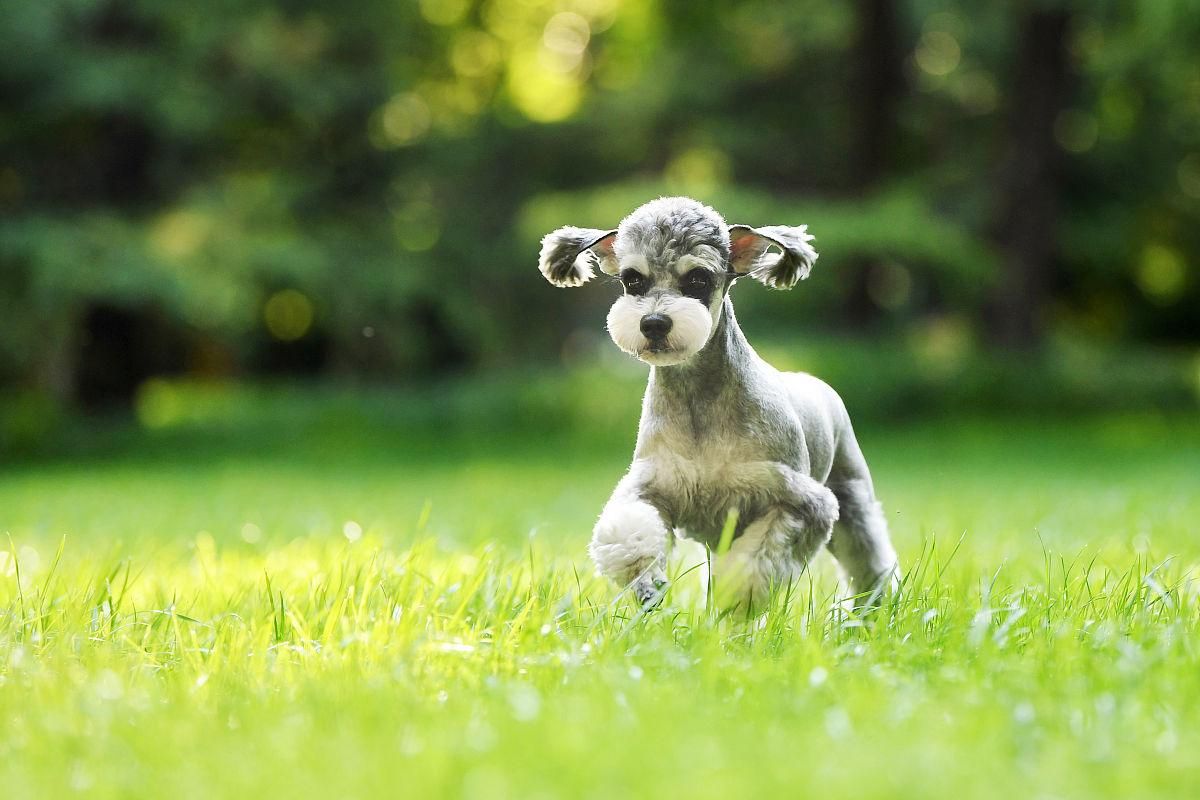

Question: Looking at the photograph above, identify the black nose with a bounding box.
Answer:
[640,313,672,339]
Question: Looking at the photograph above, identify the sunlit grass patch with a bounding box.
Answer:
[2,408,1199,797]
[2,530,1199,798]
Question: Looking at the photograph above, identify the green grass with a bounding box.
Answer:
[2,382,1199,799]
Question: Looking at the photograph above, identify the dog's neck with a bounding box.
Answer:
[641,296,764,441]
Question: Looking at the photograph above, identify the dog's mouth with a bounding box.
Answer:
[637,342,692,366]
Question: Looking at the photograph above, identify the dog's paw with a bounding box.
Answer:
[631,574,669,611]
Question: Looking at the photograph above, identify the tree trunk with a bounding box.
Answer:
[988,8,1073,349]
[844,0,906,326]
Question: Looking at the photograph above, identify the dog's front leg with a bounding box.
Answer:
[589,473,670,608]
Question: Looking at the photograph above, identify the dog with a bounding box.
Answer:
[538,197,899,611]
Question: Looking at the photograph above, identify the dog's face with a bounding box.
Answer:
[603,199,731,365]
[538,197,818,367]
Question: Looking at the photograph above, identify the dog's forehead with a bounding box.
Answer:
[614,197,730,270]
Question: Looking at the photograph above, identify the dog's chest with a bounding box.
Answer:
[637,432,779,542]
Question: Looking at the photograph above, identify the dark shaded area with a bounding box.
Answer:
[76,305,190,408]
[843,0,907,329]
[987,8,1072,349]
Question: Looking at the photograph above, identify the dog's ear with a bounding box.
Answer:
[728,224,818,290]
[538,227,618,287]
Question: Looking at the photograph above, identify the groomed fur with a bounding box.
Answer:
[729,224,818,289]
[537,197,899,611]
[605,294,713,366]
[537,226,615,287]
[589,496,669,585]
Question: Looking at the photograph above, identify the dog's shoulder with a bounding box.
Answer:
[775,370,853,467]
[777,371,847,419]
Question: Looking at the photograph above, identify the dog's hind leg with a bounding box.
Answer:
[826,434,900,607]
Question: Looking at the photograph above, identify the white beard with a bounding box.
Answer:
[605,294,714,366]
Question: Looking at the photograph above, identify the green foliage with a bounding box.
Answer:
[5,331,1196,458]
[2,0,1199,399]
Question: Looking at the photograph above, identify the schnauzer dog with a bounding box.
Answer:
[538,197,899,610]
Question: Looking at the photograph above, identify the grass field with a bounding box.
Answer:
[2,380,1199,799]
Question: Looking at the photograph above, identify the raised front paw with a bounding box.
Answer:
[631,573,669,610]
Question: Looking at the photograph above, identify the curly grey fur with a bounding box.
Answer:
[614,197,731,267]
[729,223,818,289]
[538,227,616,287]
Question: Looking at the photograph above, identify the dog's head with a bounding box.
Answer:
[538,196,818,366]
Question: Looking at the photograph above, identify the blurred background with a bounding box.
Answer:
[2,0,1199,456]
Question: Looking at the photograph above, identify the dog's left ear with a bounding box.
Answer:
[538,226,618,288]
[728,224,818,290]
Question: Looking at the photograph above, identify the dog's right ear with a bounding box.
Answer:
[538,227,618,287]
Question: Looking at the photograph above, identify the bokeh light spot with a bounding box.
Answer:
[149,210,211,259]
[664,146,731,193]
[451,30,502,78]
[17,545,41,577]
[373,93,432,149]
[136,378,184,429]
[541,12,590,73]
[394,200,442,252]
[264,289,315,341]
[1137,244,1187,304]
[419,0,469,27]
[910,315,971,378]
[240,523,262,544]
[507,50,582,122]
[955,71,998,115]
[1055,109,1099,154]
[915,31,961,77]
[397,220,441,252]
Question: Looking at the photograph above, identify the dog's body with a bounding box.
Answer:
[538,197,898,609]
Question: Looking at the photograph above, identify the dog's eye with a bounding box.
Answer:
[620,270,648,295]
[682,269,711,296]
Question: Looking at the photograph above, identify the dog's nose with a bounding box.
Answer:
[640,313,672,340]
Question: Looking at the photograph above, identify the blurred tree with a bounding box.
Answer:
[0,0,1198,412]
[843,0,908,327]
[987,4,1073,349]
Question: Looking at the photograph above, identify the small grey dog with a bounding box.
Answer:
[538,197,899,610]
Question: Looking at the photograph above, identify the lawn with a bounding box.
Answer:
[1,380,1199,799]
